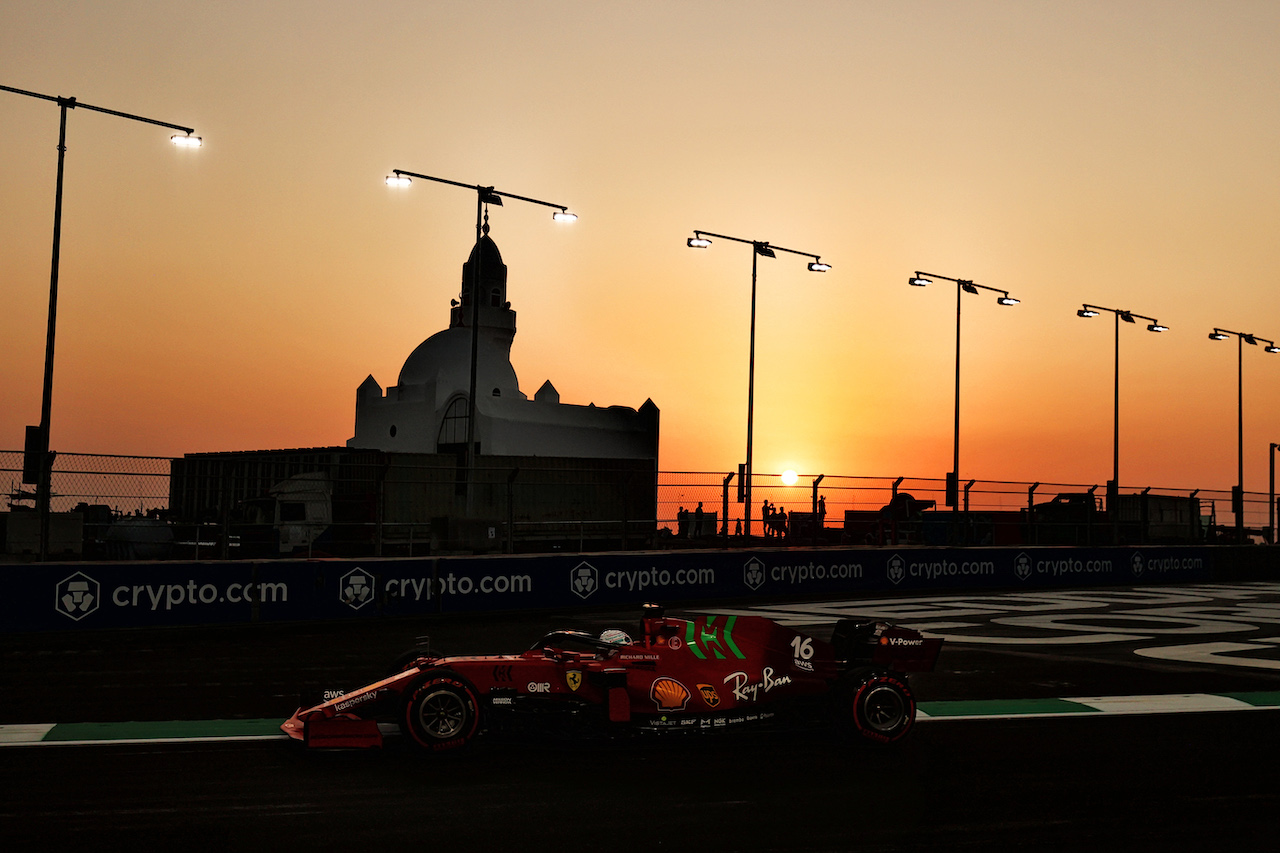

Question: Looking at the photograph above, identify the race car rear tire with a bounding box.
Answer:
[401,672,480,752]
[849,673,915,745]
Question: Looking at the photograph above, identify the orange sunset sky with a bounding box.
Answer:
[2,1,1279,496]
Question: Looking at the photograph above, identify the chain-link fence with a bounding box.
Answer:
[1,451,171,513]
[2,449,1276,559]
[659,471,1258,547]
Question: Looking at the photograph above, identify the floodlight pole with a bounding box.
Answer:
[1208,327,1278,543]
[2,83,198,560]
[909,272,1019,512]
[1270,442,1278,545]
[1076,304,1165,540]
[388,169,574,516]
[688,231,829,539]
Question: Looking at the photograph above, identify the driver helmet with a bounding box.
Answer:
[599,629,632,646]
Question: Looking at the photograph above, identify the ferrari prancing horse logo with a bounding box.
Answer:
[566,670,582,692]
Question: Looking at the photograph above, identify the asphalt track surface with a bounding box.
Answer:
[4,582,1280,851]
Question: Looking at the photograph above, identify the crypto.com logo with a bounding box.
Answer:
[1015,552,1033,581]
[56,571,100,621]
[1131,552,1145,577]
[570,562,598,599]
[743,558,765,591]
[340,568,375,610]
[886,554,906,585]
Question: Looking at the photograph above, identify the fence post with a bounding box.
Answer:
[810,474,824,546]
[722,472,733,538]
[1086,485,1099,545]
[507,467,519,554]
[1028,483,1040,545]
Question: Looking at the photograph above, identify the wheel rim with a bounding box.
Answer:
[862,683,907,733]
[416,687,468,739]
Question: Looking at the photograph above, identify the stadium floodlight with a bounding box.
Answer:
[688,229,830,537]
[1,82,199,560]
[385,167,575,514]
[907,271,1022,510]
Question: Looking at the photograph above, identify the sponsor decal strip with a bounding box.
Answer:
[5,691,1280,746]
[916,691,1280,720]
[0,719,290,746]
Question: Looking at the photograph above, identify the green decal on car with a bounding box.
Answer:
[685,616,745,660]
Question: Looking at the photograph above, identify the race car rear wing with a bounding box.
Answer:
[830,620,942,672]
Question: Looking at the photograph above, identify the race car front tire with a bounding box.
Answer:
[848,672,915,745]
[401,672,480,752]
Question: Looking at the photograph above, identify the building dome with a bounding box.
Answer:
[396,230,522,398]
[397,325,522,398]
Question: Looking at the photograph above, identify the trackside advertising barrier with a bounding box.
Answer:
[0,545,1237,633]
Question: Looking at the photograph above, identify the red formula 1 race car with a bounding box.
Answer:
[281,604,942,752]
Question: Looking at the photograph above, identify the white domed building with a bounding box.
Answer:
[348,228,659,461]
[170,229,659,555]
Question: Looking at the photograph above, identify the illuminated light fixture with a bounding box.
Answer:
[381,166,574,519]
[1203,325,1279,542]
[684,228,828,537]
[551,209,577,222]
[906,269,1022,511]
[1074,301,1166,513]
[1,83,200,560]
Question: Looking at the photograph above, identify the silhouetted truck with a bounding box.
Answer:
[1112,492,1202,544]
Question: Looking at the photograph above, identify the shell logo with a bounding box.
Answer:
[650,677,691,711]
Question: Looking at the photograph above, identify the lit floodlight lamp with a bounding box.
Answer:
[754,243,776,259]
[1120,311,1136,324]
[1147,323,1168,333]
[1078,308,1100,318]
[996,295,1019,306]
[687,236,712,249]
[385,174,412,187]
[170,134,202,148]
[1209,331,1229,341]
[808,261,831,272]
[909,274,930,286]
[1266,345,1280,354]
[551,209,577,223]
[960,281,979,294]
